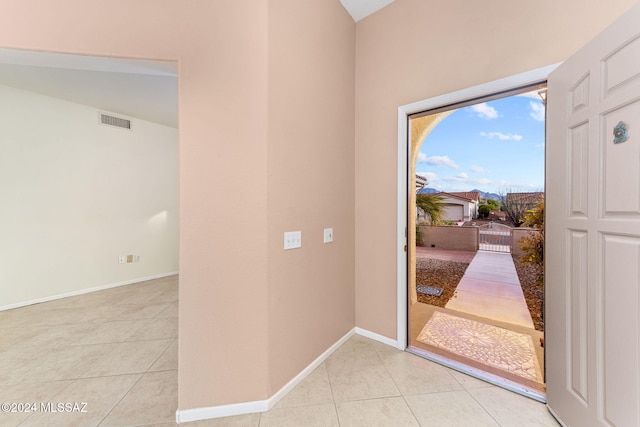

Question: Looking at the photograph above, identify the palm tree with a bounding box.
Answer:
[416,194,444,225]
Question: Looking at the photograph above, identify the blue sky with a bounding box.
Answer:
[416,91,545,195]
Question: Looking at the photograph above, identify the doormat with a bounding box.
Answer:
[417,311,543,383]
[416,286,444,297]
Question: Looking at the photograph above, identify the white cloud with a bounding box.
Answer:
[416,171,438,183]
[480,131,523,141]
[470,165,485,173]
[529,101,545,121]
[476,178,491,185]
[468,103,498,119]
[418,154,459,169]
[444,172,469,182]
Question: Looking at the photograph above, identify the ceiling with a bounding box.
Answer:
[0,2,392,128]
[0,48,178,128]
[340,0,394,22]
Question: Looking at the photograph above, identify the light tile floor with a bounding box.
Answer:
[0,277,560,426]
[0,276,178,427]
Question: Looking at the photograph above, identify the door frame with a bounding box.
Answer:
[395,64,560,350]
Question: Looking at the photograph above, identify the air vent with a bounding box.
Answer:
[100,113,131,130]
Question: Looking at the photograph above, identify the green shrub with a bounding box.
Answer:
[518,198,544,286]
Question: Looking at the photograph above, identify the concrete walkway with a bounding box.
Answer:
[445,250,534,329]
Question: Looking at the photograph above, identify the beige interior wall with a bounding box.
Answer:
[267,0,356,393]
[5,0,635,414]
[0,0,271,409]
[0,84,178,309]
[0,0,356,411]
[354,0,639,339]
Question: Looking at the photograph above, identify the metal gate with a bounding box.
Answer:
[478,223,511,253]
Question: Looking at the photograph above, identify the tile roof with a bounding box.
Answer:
[434,191,480,202]
[506,192,544,204]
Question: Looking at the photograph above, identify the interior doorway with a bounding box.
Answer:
[399,73,552,402]
[0,48,179,310]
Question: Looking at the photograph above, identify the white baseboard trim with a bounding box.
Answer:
[354,327,400,349]
[176,400,269,423]
[0,272,178,312]
[268,328,356,406]
[176,327,356,423]
[176,326,402,424]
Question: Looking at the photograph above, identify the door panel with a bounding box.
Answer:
[568,124,589,218]
[567,230,588,405]
[547,2,640,426]
[603,100,640,215]
[601,234,640,426]
[602,34,640,96]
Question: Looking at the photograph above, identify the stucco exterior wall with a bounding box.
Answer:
[354,0,638,339]
[418,226,478,252]
[512,227,540,259]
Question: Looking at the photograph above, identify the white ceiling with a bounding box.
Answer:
[0,48,178,128]
[340,0,395,22]
[0,2,392,127]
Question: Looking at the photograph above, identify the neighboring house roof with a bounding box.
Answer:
[489,210,507,220]
[506,192,543,205]
[433,191,480,203]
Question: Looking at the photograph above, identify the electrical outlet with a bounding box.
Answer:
[118,255,126,264]
[323,228,333,243]
[126,255,134,263]
[284,231,302,250]
[134,255,140,263]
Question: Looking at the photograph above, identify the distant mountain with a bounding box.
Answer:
[417,187,501,201]
[470,189,501,201]
[417,187,438,194]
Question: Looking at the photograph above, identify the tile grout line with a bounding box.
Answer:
[145,339,176,373]
[465,388,503,427]
[323,360,342,427]
[370,339,422,426]
[96,373,146,427]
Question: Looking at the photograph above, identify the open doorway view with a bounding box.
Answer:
[0,49,180,424]
[407,84,547,399]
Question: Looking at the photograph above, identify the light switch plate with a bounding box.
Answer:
[324,228,333,243]
[284,231,302,250]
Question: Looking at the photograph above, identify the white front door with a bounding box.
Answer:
[546,2,640,425]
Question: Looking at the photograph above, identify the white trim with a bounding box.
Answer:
[176,328,359,423]
[407,346,546,403]
[0,272,178,312]
[355,327,399,348]
[267,328,355,407]
[399,64,560,116]
[176,400,269,423]
[397,106,409,351]
[175,327,400,423]
[396,63,560,351]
